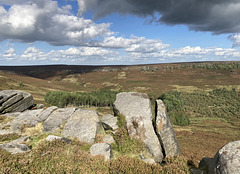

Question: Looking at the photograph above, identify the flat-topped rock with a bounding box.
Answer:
[113,92,163,163]
[43,108,76,133]
[62,109,103,144]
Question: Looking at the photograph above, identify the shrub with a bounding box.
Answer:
[170,111,190,126]
[44,90,118,108]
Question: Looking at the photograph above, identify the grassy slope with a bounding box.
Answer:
[0,61,240,168]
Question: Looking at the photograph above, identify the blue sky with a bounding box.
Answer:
[0,0,240,65]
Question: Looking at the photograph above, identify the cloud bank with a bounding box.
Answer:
[78,0,240,35]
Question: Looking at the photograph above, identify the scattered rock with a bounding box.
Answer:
[90,143,112,161]
[103,134,115,144]
[113,92,163,163]
[43,108,76,132]
[46,135,71,143]
[142,158,156,165]
[155,99,181,157]
[101,114,118,130]
[0,136,30,154]
[62,109,103,144]
[0,90,34,114]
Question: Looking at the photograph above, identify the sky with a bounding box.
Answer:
[0,0,240,65]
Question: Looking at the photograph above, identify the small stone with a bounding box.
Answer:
[90,143,113,161]
[103,134,115,144]
[101,114,118,130]
[46,135,71,143]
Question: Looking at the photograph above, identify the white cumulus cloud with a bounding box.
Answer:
[0,0,112,46]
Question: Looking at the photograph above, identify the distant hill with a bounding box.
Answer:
[0,61,240,104]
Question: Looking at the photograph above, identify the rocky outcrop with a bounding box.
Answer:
[43,108,76,132]
[113,92,164,163]
[155,99,181,157]
[62,109,103,144]
[0,90,34,114]
[199,140,240,174]
[90,143,113,161]
[0,136,30,154]
[101,114,118,130]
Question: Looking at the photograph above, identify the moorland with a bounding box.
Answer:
[0,61,240,173]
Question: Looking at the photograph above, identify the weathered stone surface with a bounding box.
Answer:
[155,99,181,157]
[43,108,76,133]
[10,109,43,132]
[113,92,163,163]
[0,90,34,114]
[214,140,240,174]
[62,109,103,144]
[101,114,118,130]
[199,140,240,174]
[46,135,71,143]
[37,106,58,122]
[0,93,23,112]
[103,134,115,144]
[90,143,112,161]
[0,136,30,154]
[0,90,18,105]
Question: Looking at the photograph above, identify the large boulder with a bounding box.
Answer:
[199,140,240,174]
[90,143,113,161]
[43,108,76,133]
[62,109,103,144]
[113,92,163,163]
[0,90,34,113]
[155,99,181,157]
